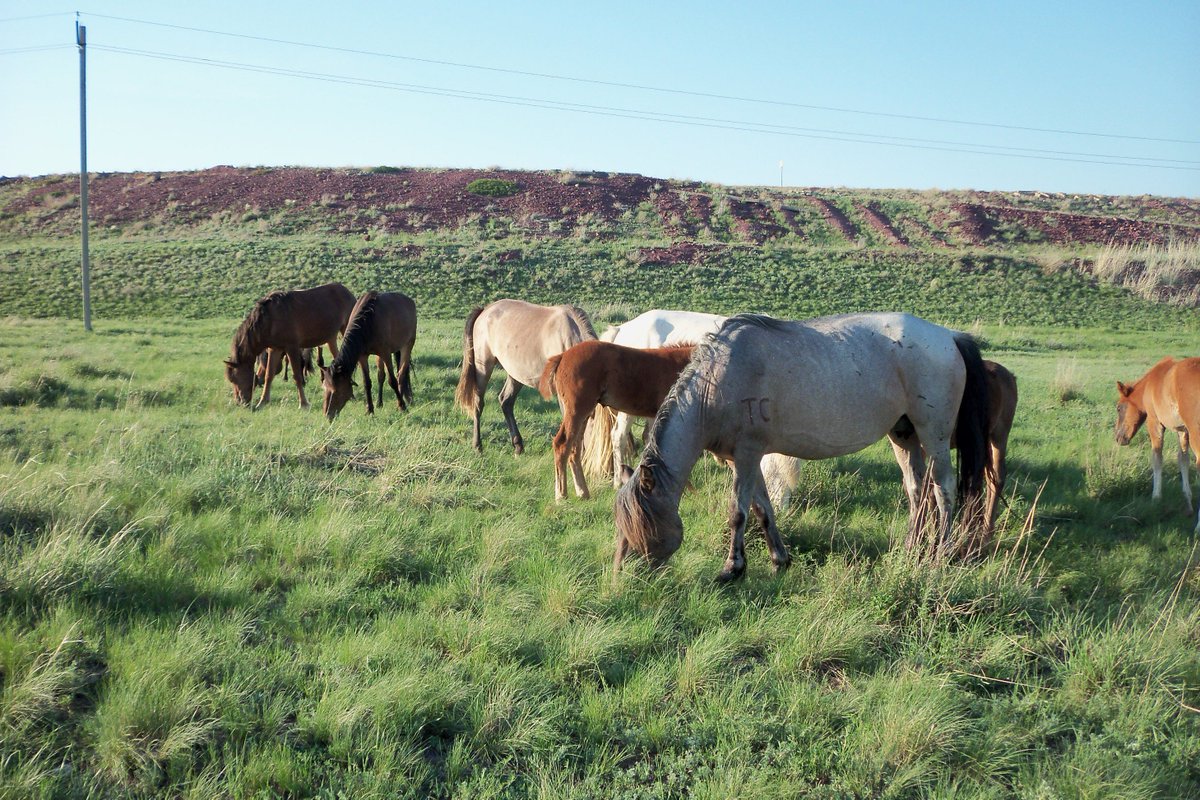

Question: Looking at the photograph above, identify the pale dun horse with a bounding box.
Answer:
[584,309,802,508]
[455,299,596,453]
[614,313,990,582]
[1115,356,1200,533]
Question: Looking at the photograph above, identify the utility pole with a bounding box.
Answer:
[778,160,784,188]
[77,19,92,331]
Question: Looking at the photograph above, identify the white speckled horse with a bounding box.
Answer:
[614,312,990,582]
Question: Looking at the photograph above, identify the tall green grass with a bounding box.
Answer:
[0,317,1197,798]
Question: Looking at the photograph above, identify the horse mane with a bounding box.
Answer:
[564,305,598,340]
[231,291,290,362]
[331,292,379,376]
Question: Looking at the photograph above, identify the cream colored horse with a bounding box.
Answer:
[455,299,596,453]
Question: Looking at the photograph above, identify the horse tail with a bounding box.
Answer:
[397,345,415,411]
[538,353,563,401]
[455,307,485,414]
[566,305,598,341]
[954,335,990,514]
[582,405,617,480]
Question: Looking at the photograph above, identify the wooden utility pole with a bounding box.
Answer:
[77,20,92,331]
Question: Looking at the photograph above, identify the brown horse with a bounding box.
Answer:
[225,282,355,409]
[320,291,417,420]
[954,360,1018,555]
[455,299,596,454]
[539,341,695,501]
[1115,356,1200,533]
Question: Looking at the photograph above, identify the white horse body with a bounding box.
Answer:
[613,312,989,581]
[597,309,803,507]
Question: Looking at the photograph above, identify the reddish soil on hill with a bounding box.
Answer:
[3,166,1198,250]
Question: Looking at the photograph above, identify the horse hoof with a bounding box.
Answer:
[714,567,745,584]
[513,444,524,456]
[773,556,792,573]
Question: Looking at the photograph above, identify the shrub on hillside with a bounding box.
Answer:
[467,179,520,197]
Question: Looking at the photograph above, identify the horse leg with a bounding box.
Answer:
[1149,422,1165,500]
[384,353,402,409]
[359,356,374,415]
[471,359,495,453]
[981,439,1006,545]
[888,433,928,552]
[551,420,569,501]
[749,475,791,573]
[612,411,634,488]
[498,376,525,455]
[376,357,386,408]
[925,443,957,559]
[1177,430,1193,515]
[254,349,284,410]
[717,453,763,583]
[567,408,591,500]
[286,347,309,409]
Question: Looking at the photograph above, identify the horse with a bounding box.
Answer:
[1115,356,1200,533]
[539,341,695,501]
[319,291,417,421]
[455,299,596,454]
[225,282,355,410]
[613,312,990,582]
[587,309,804,513]
[763,358,1017,553]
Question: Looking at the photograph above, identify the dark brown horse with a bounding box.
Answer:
[320,291,417,420]
[1116,356,1200,533]
[539,341,695,501]
[953,360,1018,556]
[455,299,596,454]
[225,283,355,409]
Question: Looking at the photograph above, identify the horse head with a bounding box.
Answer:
[320,364,355,421]
[612,462,683,572]
[225,358,255,406]
[1114,381,1147,446]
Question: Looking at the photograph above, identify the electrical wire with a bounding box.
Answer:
[90,44,1200,172]
[80,10,1200,147]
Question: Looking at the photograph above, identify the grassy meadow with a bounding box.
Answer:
[1,312,1198,799]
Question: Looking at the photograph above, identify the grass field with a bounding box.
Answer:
[1,313,1198,799]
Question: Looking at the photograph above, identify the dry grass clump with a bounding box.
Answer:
[1091,239,1200,305]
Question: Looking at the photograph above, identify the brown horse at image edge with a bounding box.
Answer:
[1115,356,1200,533]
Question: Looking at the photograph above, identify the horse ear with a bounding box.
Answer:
[619,464,634,483]
[224,359,237,369]
[1116,381,1131,397]
[638,465,656,494]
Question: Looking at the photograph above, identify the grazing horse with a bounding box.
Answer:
[539,341,695,501]
[455,299,596,454]
[613,312,990,582]
[587,309,804,512]
[225,282,355,410]
[1115,356,1200,533]
[320,291,417,420]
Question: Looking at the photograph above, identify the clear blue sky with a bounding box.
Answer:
[2,1,1197,196]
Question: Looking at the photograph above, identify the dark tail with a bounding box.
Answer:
[455,307,485,414]
[954,335,990,513]
[538,353,563,400]
[396,346,415,410]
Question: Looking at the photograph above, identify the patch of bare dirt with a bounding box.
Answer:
[803,197,858,242]
[855,203,908,247]
[635,242,726,266]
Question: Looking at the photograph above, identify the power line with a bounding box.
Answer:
[0,44,72,55]
[80,10,1200,147]
[0,11,73,23]
[90,44,1200,173]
